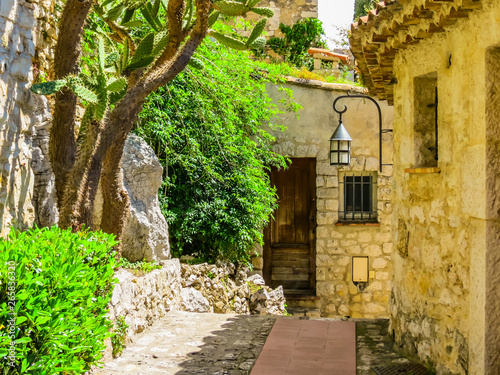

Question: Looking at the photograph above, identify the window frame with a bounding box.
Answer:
[338,171,378,223]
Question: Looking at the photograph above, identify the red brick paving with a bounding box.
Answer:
[250,319,356,375]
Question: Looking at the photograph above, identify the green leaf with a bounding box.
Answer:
[210,32,247,50]
[127,56,155,70]
[121,8,135,23]
[249,36,266,49]
[140,6,160,31]
[188,57,205,70]
[106,77,127,92]
[15,316,27,325]
[121,19,143,28]
[132,32,155,61]
[105,3,125,21]
[247,18,267,46]
[98,37,106,72]
[70,83,99,104]
[247,0,261,7]
[15,337,32,344]
[31,80,67,95]
[214,0,250,16]
[152,30,169,57]
[251,7,274,17]
[125,0,147,10]
[151,0,161,17]
[208,11,220,28]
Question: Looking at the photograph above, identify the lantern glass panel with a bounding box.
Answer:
[331,152,339,164]
[331,140,339,151]
[340,152,350,164]
[340,140,349,150]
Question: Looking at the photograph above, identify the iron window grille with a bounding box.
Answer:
[339,172,378,223]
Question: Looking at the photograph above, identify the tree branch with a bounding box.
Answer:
[51,0,93,208]
[154,0,187,68]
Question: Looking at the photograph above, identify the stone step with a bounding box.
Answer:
[285,293,321,310]
[287,307,321,318]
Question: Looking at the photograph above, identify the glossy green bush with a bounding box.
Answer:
[0,226,118,374]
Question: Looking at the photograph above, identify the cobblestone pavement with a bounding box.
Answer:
[355,319,432,374]
[94,311,277,375]
[95,312,426,375]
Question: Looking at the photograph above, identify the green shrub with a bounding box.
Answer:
[110,316,128,358]
[0,226,118,374]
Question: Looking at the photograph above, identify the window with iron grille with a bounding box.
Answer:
[339,172,377,222]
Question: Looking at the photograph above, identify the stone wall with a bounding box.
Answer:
[248,0,318,37]
[390,2,500,374]
[263,78,394,319]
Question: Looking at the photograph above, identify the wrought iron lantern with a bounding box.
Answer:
[329,118,352,165]
[330,94,393,171]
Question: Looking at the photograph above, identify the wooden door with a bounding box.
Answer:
[264,158,316,296]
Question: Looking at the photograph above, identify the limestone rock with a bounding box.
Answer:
[180,287,210,313]
[120,134,170,262]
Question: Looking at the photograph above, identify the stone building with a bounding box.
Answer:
[252,78,394,319]
[351,0,500,374]
[247,0,318,37]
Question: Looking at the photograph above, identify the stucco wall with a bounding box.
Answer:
[265,79,394,318]
[390,2,500,374]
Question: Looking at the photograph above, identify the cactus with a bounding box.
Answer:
[105,3,125,21]
[98,37,106,72]
[125,0,148,10]
[121,8,135,24]
[128,32,155,68]
[211,32,247,50]
[247,0,261,8]
[69,83,99,104]
[31,80,67,95]
[188,57,205,70]
[153,30,169,57]
[247,18,267,47]
[208,11,220,27]
[140,6,161,31]
[213,0,250,16]
[106,77,127,92]
[127,55,155,70]
[251,7,274,18]
[249,36,266,49]
[105,51,120,66]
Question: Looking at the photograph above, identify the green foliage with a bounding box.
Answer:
[0,226,118,374]
[354,0,375,19]
[110,316,128,358]
[267,18,327,70]
[135,36,299,263]
[118,258,161,275]
[30,80,67,95]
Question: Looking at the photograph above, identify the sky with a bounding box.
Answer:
[318,0,356,49]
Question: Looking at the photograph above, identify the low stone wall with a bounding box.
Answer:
[107,259,286,351]
[108,259,182,341]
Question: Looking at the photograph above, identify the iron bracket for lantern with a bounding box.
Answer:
[332,94,393,172]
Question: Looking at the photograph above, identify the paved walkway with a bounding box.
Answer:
[94,311,425,375]
[251,319,356,375]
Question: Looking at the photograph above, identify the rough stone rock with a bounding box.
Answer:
[120,134,170,262]
[180,287,211,313]
[180,261,286,316]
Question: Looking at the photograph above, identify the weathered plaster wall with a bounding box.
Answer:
[390,2,500,374]
[265,79,394,318]
[0,0,55,235]
[249,0,318,37]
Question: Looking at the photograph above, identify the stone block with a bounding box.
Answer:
[358,232,372,243]
[364,245,382,257]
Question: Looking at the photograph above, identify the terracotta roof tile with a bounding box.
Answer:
[349,0,485,105]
